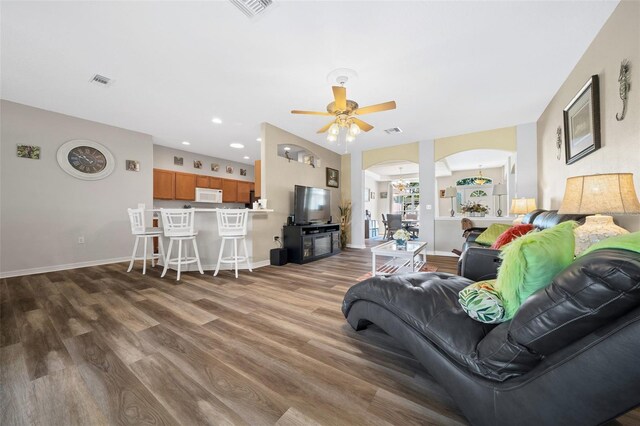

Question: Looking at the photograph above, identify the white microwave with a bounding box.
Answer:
[195,188,222,203]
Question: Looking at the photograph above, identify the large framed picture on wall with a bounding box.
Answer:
[563,75,601,165]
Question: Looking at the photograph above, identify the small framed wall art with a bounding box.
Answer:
[380,191,388,199]
[174,156,183,166]
[17,144,40,159]
[240,168,247,176]
[563,75,601,165]
[226,166,234,174]
[326,167,339,188]
[126,160,140,172]
[194,160,203,169]
[211,163,220,172]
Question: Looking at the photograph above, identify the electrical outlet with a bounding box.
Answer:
[78,236,85,244]
[273,236,280,241]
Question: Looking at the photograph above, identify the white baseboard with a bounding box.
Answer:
[346,244,367,249]
[0,256,131,279]
[0,258,271,279]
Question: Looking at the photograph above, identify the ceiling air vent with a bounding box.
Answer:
[90,74,113,87]
[384,127,403,134]
[229,0,273,18]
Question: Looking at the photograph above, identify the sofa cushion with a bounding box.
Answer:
[495,221,576,319]
[459,280,506,323]
[342,272,496,370]
[490,223,534,249]
[475,223,511,246]
[476,248,640,380]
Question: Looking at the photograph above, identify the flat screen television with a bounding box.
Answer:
[294,185,331,225]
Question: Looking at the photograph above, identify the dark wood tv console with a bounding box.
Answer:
[283,223,341,264]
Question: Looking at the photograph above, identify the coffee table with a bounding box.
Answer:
[371,240,428,276]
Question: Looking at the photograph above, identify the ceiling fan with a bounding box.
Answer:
[291,84,396,143]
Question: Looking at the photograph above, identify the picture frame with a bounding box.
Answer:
[226,165,234,174]
[371,192,376,200]
[563,75,601,165]
[439,189,446,198]
[380,191,388,199]
[365,188,371,202]
[326,167,339,188]
[126,160,140,172]
[174,156,183,166]
[194,160,203,169]
[240,168,247,176]
[17,144,40,159]
[211,163,220,172]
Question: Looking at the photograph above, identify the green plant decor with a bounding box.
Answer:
[339,201,352,250]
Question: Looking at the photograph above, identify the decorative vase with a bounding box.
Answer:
[395,239,407,249]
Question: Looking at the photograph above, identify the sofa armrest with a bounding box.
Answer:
[459,247,502,281]
[463,227,487,240]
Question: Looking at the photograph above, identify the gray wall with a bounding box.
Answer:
[153,145,254,182]
[0,101,153,276]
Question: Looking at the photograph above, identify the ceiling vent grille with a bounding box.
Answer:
[90,74,113,87]
[384,127,403,134]
[229,0,273,18]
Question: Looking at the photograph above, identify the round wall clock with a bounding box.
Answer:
[57,140,115,180]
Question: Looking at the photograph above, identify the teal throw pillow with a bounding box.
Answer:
[494,221,577,320]
[459,280,506,324]
[475,223,512,246]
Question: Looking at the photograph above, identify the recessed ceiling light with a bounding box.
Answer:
[230,143,244,149]
[211,117,223,124]
[284,146,291,151]
[243,156,250,160]
[256,138,262,142]
[182,141,191,145]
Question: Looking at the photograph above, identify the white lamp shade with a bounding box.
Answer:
[492,183,507,196]
[444,186,457,198]
[558,173,640,214]
[511,198,537,215]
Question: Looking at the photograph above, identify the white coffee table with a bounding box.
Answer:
[371,240,428,276]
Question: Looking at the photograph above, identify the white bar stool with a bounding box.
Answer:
[160,208,204,281]
[127,208,165,275]
[214,209,252,278]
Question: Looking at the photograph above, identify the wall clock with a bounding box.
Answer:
[57,140,115,180]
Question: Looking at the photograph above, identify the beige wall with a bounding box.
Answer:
[537,0,640,232]
[362,142,419,170]
[434,126,516,161]
[253,123,342,262]
[1,101,154,276]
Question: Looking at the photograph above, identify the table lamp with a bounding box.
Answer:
[492,183,507,217]
[444,186,457,217]
[557,173,640,255]
[511,198,537,224]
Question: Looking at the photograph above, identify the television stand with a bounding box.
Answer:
[283,223,341,264]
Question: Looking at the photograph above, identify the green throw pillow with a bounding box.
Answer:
[459,280,506,324]
[494,221,577,320]
[475,223,512,246]
[579,231,640,257]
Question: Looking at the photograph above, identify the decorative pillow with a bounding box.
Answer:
[494,221,577,320]
[491,224,535,249]
[475,223,512,246]
[459,280,506,324]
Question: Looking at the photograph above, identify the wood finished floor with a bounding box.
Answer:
[1,242,638,426]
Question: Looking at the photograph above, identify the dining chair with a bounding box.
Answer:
[386,214,403,239]
[381,214,389,239]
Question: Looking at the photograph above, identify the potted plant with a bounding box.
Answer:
[393,229,412,249]
[461,201,490,217]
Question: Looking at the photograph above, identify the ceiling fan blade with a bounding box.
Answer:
[355,101,397,115]
[332,86,347,111]
[291,110,333,116]
[352,117,374,132]
[317,121,335,134]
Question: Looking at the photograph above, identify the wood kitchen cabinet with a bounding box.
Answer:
[209,177,222,190]
[237,181,251,204]
[196,175,210,188]
[175,172,197,200]
[153,169,175,200]
[254,160,261,198]
[222,179,238,203]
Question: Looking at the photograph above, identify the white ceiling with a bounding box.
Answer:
[1,1,618,164]
[367,160,419,179]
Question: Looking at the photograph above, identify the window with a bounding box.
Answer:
[456,177,493,186]
[469,190,488,197]
[392,182,419,216]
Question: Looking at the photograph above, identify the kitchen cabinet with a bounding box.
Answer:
[153,169,175,200]
[254,160,261,198]
[175,172,197,200]
[196,175,210,188]
[222,179,238,203]
[209,177,222,190]
[237,181,251,204]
